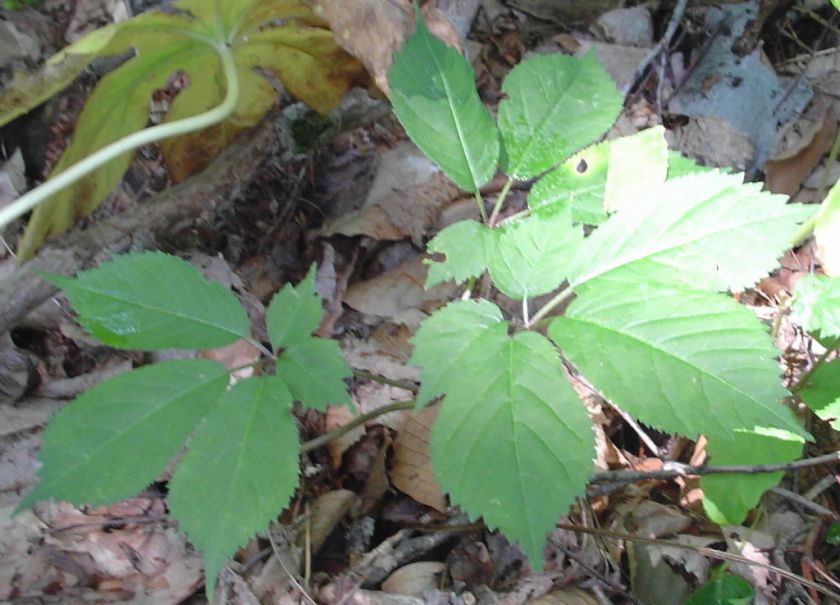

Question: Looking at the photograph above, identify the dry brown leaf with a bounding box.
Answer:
[304,490,357,555]
[360,433,392,515]
[200,338,259,382]
[765,103,837,196]
[304,0,461,96]
[382,561,445,597]
[325,404,366,469]
[526,588,601,605]
[390,404,446,512]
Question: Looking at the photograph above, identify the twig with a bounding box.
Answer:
[590,451,840,484]
[300,400,416,454]
[769,486,840,520]
[621,0,688,98]
[351,369,418,393]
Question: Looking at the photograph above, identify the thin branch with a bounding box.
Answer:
[488,178,514,226]
[529,286,574,327]
[621,0,688,98]
[351,369,418,393]
[300,399,416,453]
[590,451,840,484]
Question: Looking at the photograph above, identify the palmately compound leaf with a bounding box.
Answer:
[566,172,814,292]
[498,51,621,179]
[528,140,610,225]
[799,358,840,431]
[486,210,582,300]
[388,7,499,192]
[425,220,493,288]
[266,264,323,351]
[412,300,594,567]
[18,0,366,259]
[792,274,840,341]
[267,265,352,411]
[701,428,803,525]
[549,277,809,441]
[602,126,668,213]
[168,377,299,598]
[19,359,229,510]
[44,251,250,350]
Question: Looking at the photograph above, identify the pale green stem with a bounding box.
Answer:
[488,178,514,226]
[529,286,575,328]
[300,399,417,453]
[474,190,487,223]
[0,41,240,230]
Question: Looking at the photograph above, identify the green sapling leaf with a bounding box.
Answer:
[167,376,300,599]
[792,274,840,340]
[19,359,229,510]
[388,6,499,192]
[43,251,251,350]
[411,300,594,567]
[267,265,352,411]
[550,279,809,441]
[683,572,754,605]
[701,428,803,525]
[603,126,668,213]
[799,358,840,431]
[426,220,493,289]
[497,51,621,179]
[814,177,840,275]
[565,172,815,292]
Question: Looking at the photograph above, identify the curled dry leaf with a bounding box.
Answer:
[325,404,366,468]
[390,404,446,512]
[304,0,462,96]
[382,561,445,597]
[303,489,358,555]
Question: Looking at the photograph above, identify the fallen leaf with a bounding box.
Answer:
[390,404,446,512]
[324,404,366,469]
[382,561,445,597]
[304,490,357,555]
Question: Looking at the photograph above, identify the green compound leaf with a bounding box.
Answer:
[388,7,499,192]
[44,251,250,350]
[486,211,582,300]
[266,264,323,351]
[566,172,814,292]
[549,278,808,441]
[815,177,840,275]
[426,220,493,289]
[277,339,352,411]
[683,572,754,605]
[411,300,594,567]
[792,274,840,340]
[498,51,621,179]
[528,140,610,225]
[19,359,229,510]
[168,376,299,599]
[267,266,352,411]
[701,428,803,525]
[603,126,668,213]
[800,358,840,431]
[426,212,581,300]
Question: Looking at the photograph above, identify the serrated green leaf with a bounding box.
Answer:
[683,572,754,605]
[18,0,365,259]
[266,265,323,351]
[793,274,840,340]
[411,299,503,407]
[815,177,840,275]
[497,51,621,179]
[800,358,840,430]
[826,523,840,544]
[701,428,803,525]
[549,278,808,441]
[603,126,668,213]
[44,252,250,350]
[528,140,610,225]
[487,211,582,300]
[411,300,594,566]
[425,220,493,288]
[667,151,718,178]
[388,7,499,192]
[19,359,228,510]
[168,376,299,599]
[277,339,351,411]
[566,172,814,292]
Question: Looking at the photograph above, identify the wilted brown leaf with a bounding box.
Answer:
[390,404,446,512]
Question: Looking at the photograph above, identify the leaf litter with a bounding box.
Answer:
[2,0,840,603]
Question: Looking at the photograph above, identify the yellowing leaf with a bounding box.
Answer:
[17,0,367,259]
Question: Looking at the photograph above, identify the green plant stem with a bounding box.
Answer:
[488,178,514,226]
[529,286,575,328]
[790,336,840,394]
[300,399,416,453]
[474,191,488,223]
[351,369,419,393]
[0,41,240,231]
